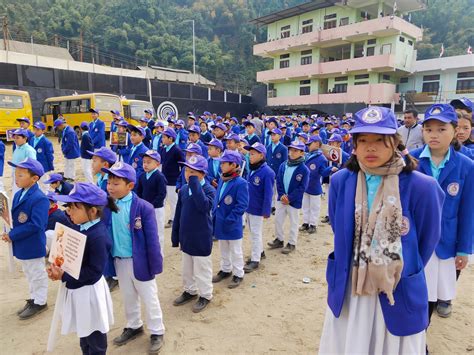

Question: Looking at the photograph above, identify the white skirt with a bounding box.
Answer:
[319,276,425,355]
[424,253,456,302]
[61,276,114,338]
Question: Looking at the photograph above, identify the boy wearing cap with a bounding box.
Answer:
[266,128,288,213]
[244,143,275,272]
[152,121,165,151]
[80,122,94,183]
[199,121,212,144]
[89,147,117,192]
[2,158,49,319]
[112,120,132,160]
[229,117,241,135]
[174,120,189,150]
[188,125,208,158]
[137,150,167,256]
[145,109,155,131]
[31,122,54,191]
[138,118,153,148]
[45,173,74,195]
[212,150,249,288]
[12,118,34,151]
[279,126,292,146]
[176,143,203,192]
[55,119,80,180]
[110,110,121,133]
[268,141,309,254]
[89,108,106,149]
[172,155,216,312]
[244,121,261,146]
[102,162,165,353]
[211,123,227,143]
[125,125,148,184]
[206,138,223,188]
[11,129,37,196]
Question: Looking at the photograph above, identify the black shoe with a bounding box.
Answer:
[106,277,119,292]
[307,225,317,234]
[173,291,197,306]
[19,303,48,320]
[149,334,164,354]
[17,299,33,316]
[267,238,284,249]
[164,220,173,229]
[321,216,330,223]
[299,223,309,232]
[192,297,210,313]
[244,261,259,273]
[113,326,144,346]
[271,207,276,215]
[212,270,232,283]
[261,251,266,259]
[281,243,296,254]
[228,275,243,289]
[212,236,218,242]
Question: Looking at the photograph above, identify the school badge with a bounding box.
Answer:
[95,128,98,132]
[276,153,282,159]
[189,156,198,164]
[132,163,137,169]
[253,176,260,186]
[295,174,303,182]
[400,216,410,236]
[361,108,382,124]
[111,161,124,170]
[447,182,460,196]
[309,163,316,170]
[134,217,142,229]
[37,148,43,153]
[224,195,233,205]
[18,212,28,223]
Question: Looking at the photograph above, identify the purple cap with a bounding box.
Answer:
[154,121,165,128]
[212,123,227,131]
[162,127,177,139]
[55,182,108,206]
[46,192,58,202]
[117,120,129,127]
[230,117,239,124]
[310,126,320,133]
[241,138,249,146]
[127,124,146,136]
[33,121,46,130]
[138,117,149,123]
[289,140,306,152]
[16,117,31,124]
[279,125,287,130]
[44,173,64,184]
[268,128,282,135]
[187,114,196,120]
[175,119,185,127]
[306,135,322,145]
[89,108,99,114]
[110,110,120,115]
[423,104,458,124]
[450,97,473,112]
[218,149,242,165]
[183,143,203,155]
[350,106,397,135]
[11,128,29,137]
[243,120,255,127]
[87,147,117,165]
[144,109,153,115]
[203,111,211,115]
[179,155,208,174]
[244,142,266,155]
[206,138,224,150]
[340,128,348,135]
[140,149,161,163]
[54,118,65,127]
[223,133,240,142]
[167,117,175,123]
[216,116,223,121]
[330,128,341,134]
[80,121,89,129]
[188,125,200,134]
[328,134,343,143]
[8,158,44,177]
[102,161,137,183]
[298,133,309,140]
[266,117,278,125]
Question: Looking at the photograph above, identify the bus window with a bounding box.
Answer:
[95,95,121,112]
[130,104,153,120]
[79,99,90,112]
[60,101,70,114]
[70,100,80,113]
[0,94,23,109]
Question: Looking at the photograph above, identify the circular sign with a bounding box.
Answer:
[157,101,178,121]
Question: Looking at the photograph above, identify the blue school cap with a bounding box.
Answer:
[243,120,255,127]
[154,121,165,128]
[127,124,146,136]
[16,117,31,124]
[218,150,242,165]
[423,104,458,124]
[8,158,44,177]
[212,123,227,131]
[268,128,283,136]
[187,125,200,134]
[11,128,29,137]
[450,97,473,112]
[206,138,224,150]
[110,110,120,115]
[89,108,99,114]
[203,111,211,115]
[46,192,58,202]
[244,142,266,155]
[87,147,117,165]
[179,155,208,174]
[288,140,306,151]
[328,134,343,143]
[350,106,397,135]
[117,120,129,127]
[298,133,309,140]
[44,173,64,184]
[230,117,239,124]
[187,114,196,120]
[80,121,89,130]
[306,135,322,145]
[102,162,137,183]
[162,127,177,139]
[144,109,153,115]
[33,121,46,130]
[138,117,149,123]
[55,182,108,206]
[175,119,185,127]
[140,149,161,163]
[183,143,203,155]
[53,118,65,128]
[223,133,241,142]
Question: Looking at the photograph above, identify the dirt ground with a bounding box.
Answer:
[0,140,472,354]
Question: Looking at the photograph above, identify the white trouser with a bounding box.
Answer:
[166,185,178,222]
[0,176,4,193]
[218,239,244,278]
[247,214,264,262]
[64,158,76,180]
[20,258,48,305]
[425,254,457,302]
[274,201,299,246]
[271,184,277,208]
[81,158,94,184]
[302,193,321,226]
[154,207,165,257]
[182,252,213,300]
[114,258,165,335]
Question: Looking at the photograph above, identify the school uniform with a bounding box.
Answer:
[124,142,148,184]
[266,142,288,208]
[89,118,106,149]
[160,143,185,222]
[206,157,221,187]
[32,135,54,173]
[61,125,81,180]
[136,169,167,256]
[9,183,49,306]
[341,138,353,155]
[275,162,309,246]
[280,134,292,146]
[411,146,474,302]
[302,150,329,227]
[103,192,165,336]
[200,131,212,144]
[80,131,94,183]
[11,143,37,195]
[319,169,445,353]
[231,125,240,135]
[115,138,132,162]
[460,144,474,160]
[96,174,109,193]
[319,128,328,144]
[55,180,74,196]
[175,128,189,150]
[213,177,249,278]
[246,163,275,262]
[244,134,260,146]
[0,140,4,192]
[143,127,153,148]
[172,177,215,300]
[152,133,163,151]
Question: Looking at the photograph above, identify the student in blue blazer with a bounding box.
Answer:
[212,150,249,289]
[174,120,189,150]
[0,140,5,192]
[89,147,117,193]
[199,121,213,144]
[410,104,474,323]
[79,121,94,183]
[176,143,203,192]
[138,117,153,148]
[102,162,165,353]
[266,127,288,212]
[279,126,292,146]
[205,138,223,189]
[31,121,54,190]
[319,106,445,354]
[243,143,275,273]
[44,173,74,195]
[88,108,106,149]
[125,125,148,185]
[152,121,165,151]
[243,121,261,146]
[188,125,209,158]
[2,159,49,319]
[55,118,80,180]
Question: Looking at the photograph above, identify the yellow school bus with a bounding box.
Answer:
[41,93,123,134]
[0,89,33,137]
[121,98,155,125]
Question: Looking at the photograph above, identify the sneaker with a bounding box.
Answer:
[247,252,266,264]
[113,326,144,346]
[321,216,330,223]
[281,243,296,254]
[173,291,197,306]
[436,301,452,318]
[149,334,164,354]
[19,303,48,320]
[307,225,317,234]
[271,207,276,215]
[212,270,232,283]
[164,220,173,229]
[267,238,284,249]
[299,223,309,232]
[16,299,33,316]
[106,277,119,292]
[244,261,259,273]
[228,275,243,289]
[192,297,210,313]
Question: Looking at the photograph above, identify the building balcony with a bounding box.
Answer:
[254,16,423,58]
[267,83,399,106]
[257,54,396,83]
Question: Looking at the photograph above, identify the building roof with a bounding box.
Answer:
[413,54,474,73]
[137,66,215,87]
[0,40,74,60]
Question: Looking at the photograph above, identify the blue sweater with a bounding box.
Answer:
[160,144,185,186]
[136,169,167,208]
[80,131,94,159]
[246,162,275,217]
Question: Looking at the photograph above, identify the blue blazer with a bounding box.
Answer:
[89,118,106,149]
[56,180,74,195]
[305,151,329,195]
[125,143,148,182]
[160,144,185,186]
[152,134,163,151]
[9,184,49,260]
[327,168,445,336]
[411,146,474,258]
[212,177,249,240]
[246,163,275,217]
[136,169,167,208]
[172,176,215,256]
[200,131,212,144]
[196,140,209,159]
[266,142,288,176]
[80,132,94,159]
[231,125,240,135]
[61,126,80,159]
[176,128,189,150]
[460,145,474,160]
[103,193,163,281]
[0,140,4,176]
[319,129,328,144]
[32,136,54,173]
[276,162,309,209]
[244,134,261,146]
[206,157,221,186]
[143,127,153,148]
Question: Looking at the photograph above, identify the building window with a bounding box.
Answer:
[423,74,440,81]
[333,83,348,93]
[339,17,349,26]
[360,11,372,20]
[458,71,474,78]
[354,81,369,85]
[354,42,365,58]
[355,74,370,80]
[399,36,405,43]
[456,72,474,93]
[408,39,414,46]
[281,25,290,39]
[301,50,312,65]
[400,77,409,83]
[366,47,375,56]
[367,39,377,45]
[381,44,392,55]
[280,60,290,68]
[382,74,391,81]
[335,76,348,82]
[422,82,440,95]
[268,83,277,98]
[302,19,313,33]
[324,13,337,29]
[300,80,311,96]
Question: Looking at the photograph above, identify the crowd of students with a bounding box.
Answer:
[0,98,473,355]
